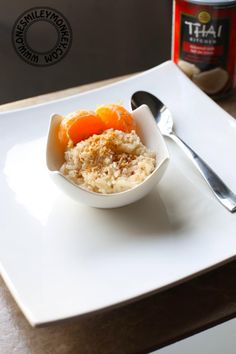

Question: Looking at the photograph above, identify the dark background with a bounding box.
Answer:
[0,0,172,104]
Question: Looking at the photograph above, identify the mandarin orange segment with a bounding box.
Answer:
[96,104,136,133]
[58,110,106,145]
[58,117,70,148]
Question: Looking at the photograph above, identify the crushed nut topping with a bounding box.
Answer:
[60,129,156,194]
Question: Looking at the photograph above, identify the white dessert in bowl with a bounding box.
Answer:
[46,104,169,208]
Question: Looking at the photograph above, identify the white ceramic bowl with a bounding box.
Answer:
[46,104,169,208]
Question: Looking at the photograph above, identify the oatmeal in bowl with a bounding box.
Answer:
[46,103,169,208]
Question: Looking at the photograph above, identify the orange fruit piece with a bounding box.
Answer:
[96,104,136,133]
[58,110,106,145]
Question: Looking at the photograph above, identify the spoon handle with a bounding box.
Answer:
[169,133,236,212]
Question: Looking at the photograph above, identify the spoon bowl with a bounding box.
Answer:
[131,91,174,135]
[46,104,170,209]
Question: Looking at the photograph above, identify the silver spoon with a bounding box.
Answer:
[131,90,236,212]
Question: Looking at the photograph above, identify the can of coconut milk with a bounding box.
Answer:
[172,0,236,97]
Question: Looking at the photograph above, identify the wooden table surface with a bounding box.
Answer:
[0,76,236,354]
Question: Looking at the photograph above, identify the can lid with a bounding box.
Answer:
[185,0,236,4]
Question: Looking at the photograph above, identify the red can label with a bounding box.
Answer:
[172,0,236,97]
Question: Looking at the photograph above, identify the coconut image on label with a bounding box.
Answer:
[192,67,229,95]
[178,60,201,79]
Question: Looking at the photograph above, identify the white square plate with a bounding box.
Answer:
[1,61,236,326]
